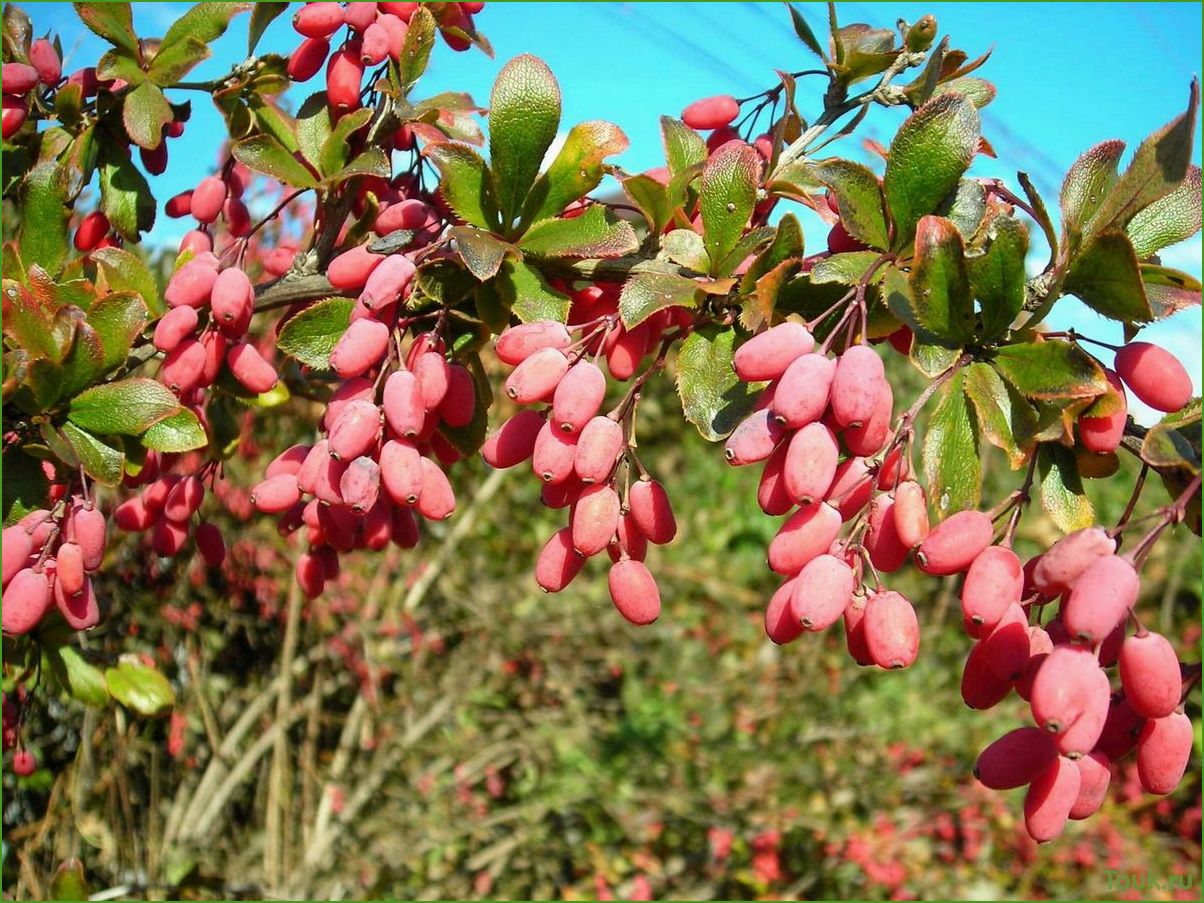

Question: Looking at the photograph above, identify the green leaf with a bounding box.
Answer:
[248,95,299,153]
[519,206,638,259]
[91,248,162,316]
[968,214,1029,340]
[425,143,497,230]
[73,2,138,54]
[883,93,981,246]
[150,2,250,84]
[1125,164,1202,258]
[621,173,673,235]
[811,159,889,250]
[98,148,156,241]
[320,107,372,176]
[327,147,392,185]
[1038,443,1094,532]
[295,93,332,168]
[922,370,981,518]
[60,422,125,486]
[497,258,571,323]
[105,659,175,717]
[935,178,988,239]
[232,134,318,188]
[96,48,146,85]
[450,226,513,281]
[992,340,1107,401]
[662,229,709,273]
[809,250,884,286]
[397,5,437,95]
[699,141,761,276]
[489,54,562,226]
[962,362,1037,468]
[675,325,759,441]
[122,82,173,150]
[19,163,70,276]
[49,859,90,901]
[1065,233,1153,323]
[67,377,182,436]
[618,272,700,328]
[786,3,826,60]
[1145,282,1201,321]
[934,76,997,109]
[142,408,207,453]
[3,446,51,525]
[907,216,974,344]
[1060,139,1124,239]
[277,297,354,369]
[522,120,629,225]
[661,115,707,176]
[740,213,804,287]
[909,340,963,379]
[59,320,106,397]
[248,1,288,54]
[2,280,60,360]
[1142,399,1201,475]
[49,645,110,707]
[1087,79,1199,241]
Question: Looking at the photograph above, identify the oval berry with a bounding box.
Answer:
[532,420,578,484]
[628,479,677,545]
[732,322,814,382]
[505,347,569,404]
[1069,751,1111,820]
[974,727,1058,790]
[495,320,572,366]
[1029,645,1101,734]
[789,553,854,631]
[1031,526,1116,597]
[553,361,607,434]
[770,353,835,429]
[1,568,52,634]
[765,575,804,646]
[380,439,424,505]
[863,590,919,670]
[961,545,1022,631]
[892,480,929,548]
[681,94,740,130]
[1114,341,1192,413]
[1024,755,1080,843]
[1135,711,1192,795]
[1061,554,1138,644]
[608,559,661,625]
[783,422,839,504]
[1118,631,1182,719]
[330,318,389,378]
[830,345,885,428]
[572,484,621,557]
[536,528,584,593]
[915,510,993,576]
[483,409,545,469]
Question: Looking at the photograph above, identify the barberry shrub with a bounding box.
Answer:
[2,0,1200,852]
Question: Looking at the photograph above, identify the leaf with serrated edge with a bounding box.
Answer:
[425,143,497,230]
[68,378,181,436]
[992,340,1106,401]
[277,297,354,369]
[676,326,760,441]
[232,134,318,188]
[85,291,146,371]
[699,142,761,276]
[810,250,884,286]
[883,94,980,246]
[1065,233,1153,323]
[908,215,974,344]
[1086,80,1199,241]
[922,370,981,518]
[1126,164,1202,258]
[969,214,1028,340]
[60,421,124,486]
[450,226,513,281]
[489,54,561,227]
[1038,444,1094,532]
[619,272,699,328]
[661,115,706,176]
[498,259,570,323]
[962,361,1036,467]
[522,120,629,225]
[1060,139,1124,238]
[811,159,889,249]
[519,206,638,259]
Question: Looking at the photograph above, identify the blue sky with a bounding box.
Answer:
[32,1,1204,418]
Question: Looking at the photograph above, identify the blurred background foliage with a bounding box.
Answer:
[3,337,1200,901]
